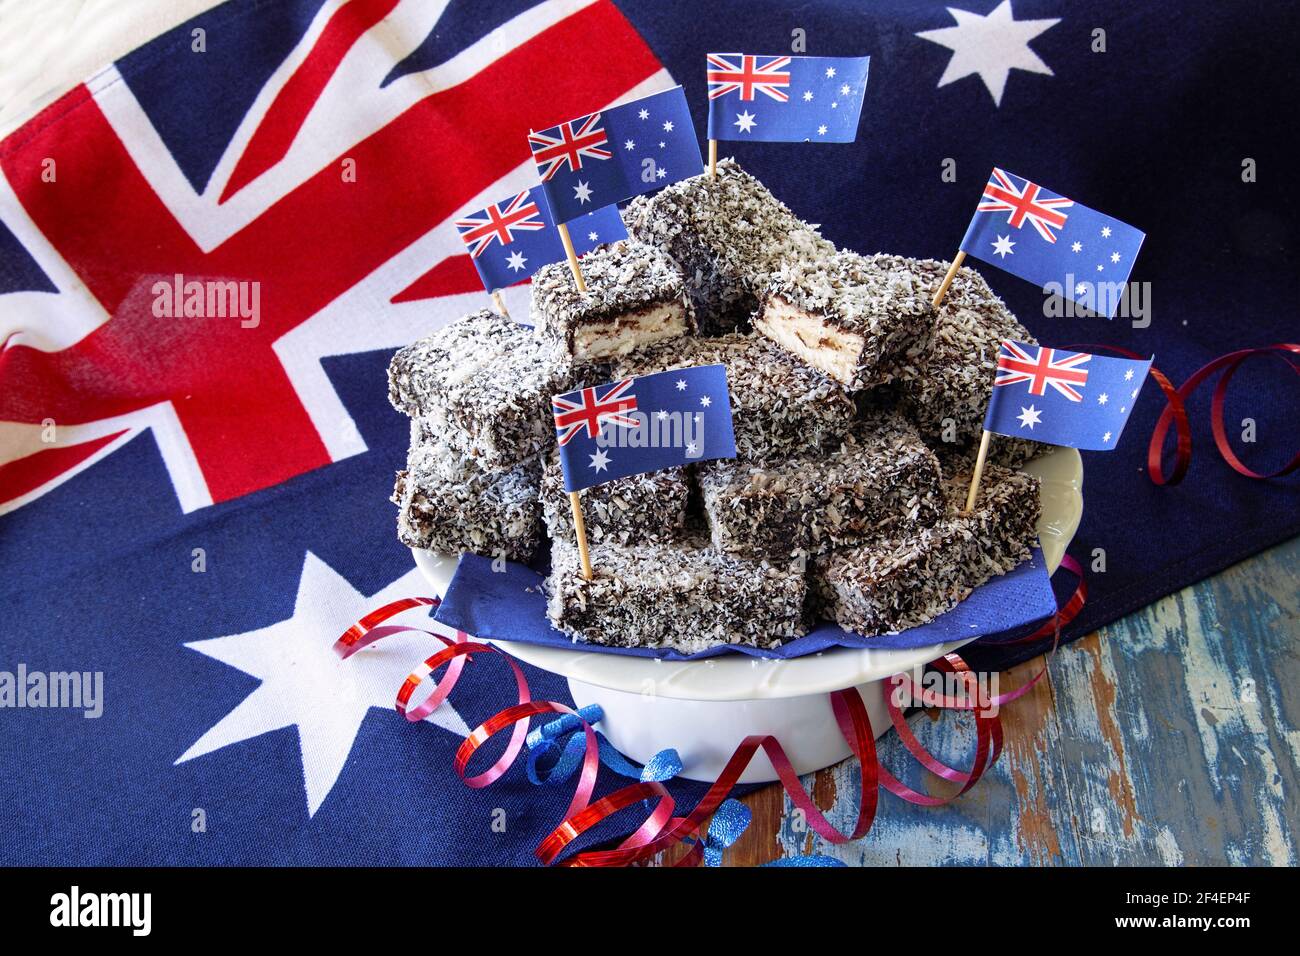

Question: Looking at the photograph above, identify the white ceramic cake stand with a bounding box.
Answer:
[413,448,1082,783]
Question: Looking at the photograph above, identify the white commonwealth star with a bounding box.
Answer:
[803,91,814,101]
[1017,404,1042,429]
[656,167,667,179]
[588,231,598,241]
[992,234,1016,258]
[915,0,1059,106]
[589,448,611,472]
[1098,392,1109,405]
[177,553,469,817]
[675,378,687,391]
[817,124,828,136]
[573,180,593,204]
[1071,241,1082,253]
[506,250,527,272]
[624,139,635,150]
[734,110,757,133]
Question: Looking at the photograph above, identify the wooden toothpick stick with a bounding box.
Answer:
[708,139,718,179]
[963,429,992,515]
[491,290,510,319]
[931,250,966,310]
[569,491,594,580]
[555,221,587,292]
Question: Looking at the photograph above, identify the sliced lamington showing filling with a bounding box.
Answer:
[392,425,542,561]
[387,308,566,468]
[612,333,854,461]
[545,536,807,653]
[623,158,836,335]
[698,411,944,560]
[538,449,690,547]
[531,241,693,364]
[811,465,1041,635]
[756,250,937,391]
[885,256,1040,469]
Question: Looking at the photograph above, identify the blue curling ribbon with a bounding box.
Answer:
[525,709,841,866]
[524,704,683,787]
[700,798,751,867]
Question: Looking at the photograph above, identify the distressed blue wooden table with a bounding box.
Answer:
[692,535,1299,866]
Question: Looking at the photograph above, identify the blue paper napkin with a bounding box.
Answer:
[433,548,1056,661]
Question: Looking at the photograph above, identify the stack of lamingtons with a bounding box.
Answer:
[388,159,1043,655]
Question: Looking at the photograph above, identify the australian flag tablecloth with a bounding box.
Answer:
[0,0,1296,866]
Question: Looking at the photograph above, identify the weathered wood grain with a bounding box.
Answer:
[718,535,1299,867]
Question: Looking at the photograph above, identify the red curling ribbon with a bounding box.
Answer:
[1069,342,1300,485]
[336,557,1088,866]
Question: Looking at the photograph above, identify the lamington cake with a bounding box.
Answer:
[539,450,690,547]
[624,158,836,335]
[545,536,807,654]
[812,466,1041,635]
[888,257,1040,468]
[387,309,566,468]
[613,333,855,460]
[392,425,542,561]
[531,240,694,364]
[698,412,944,560]
[756,250,936,391]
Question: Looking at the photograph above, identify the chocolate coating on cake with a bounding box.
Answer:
[624,158,835,334]
[387,309,566,469]
[545,535,807,653]
[811,465,1041,635]
[757,250,938,391]
[699,412,944,559]
[539,449,690,547]
[531,241,694,363]
[613,333,854,461]
[392,424,543,561]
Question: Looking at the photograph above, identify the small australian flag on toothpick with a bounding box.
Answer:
[454,186,626,292]
[960,168,1146,318]
[529,86,703,224]
[706,53,869,143]
[553,366,737,493]
[983,341,1152,451]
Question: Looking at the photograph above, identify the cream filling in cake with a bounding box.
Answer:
[571,301,688,361]
[756,295,863,387]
